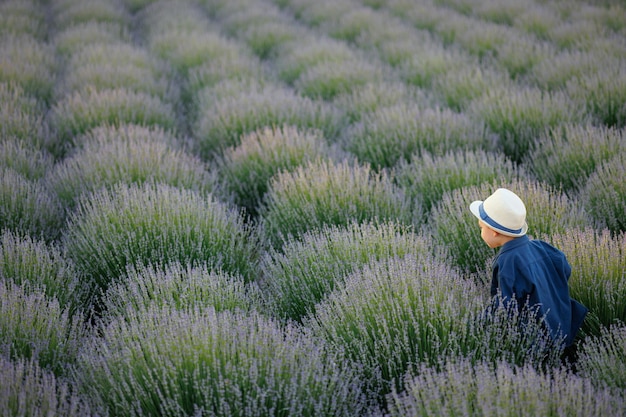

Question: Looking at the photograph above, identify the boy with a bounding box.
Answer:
[469,188,588,360]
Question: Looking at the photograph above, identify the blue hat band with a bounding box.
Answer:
[478,203,523,235]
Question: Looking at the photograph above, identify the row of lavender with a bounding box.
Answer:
[1,0,625,415]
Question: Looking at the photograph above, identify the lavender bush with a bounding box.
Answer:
[0,281,86,377]
[394,149,525,220]
[58,42,174,102]
[468,85,584,163]
[528,124,626,193]
[566,63,626,128]
[343,102,489,169]
[259,158,413,249]
[63,183,259,307]
[0,82,49,147]
[75,306,370,416]
[0,230,83,312]
[305,255,483,399]
[0,0,47,39]
[0,138,53,180]
[0,168,64,242]
[261,221,443,322]
[48,123,215,212]
[216,124,339,216]
[193,80,344,160]
[274,36,357,86]
[547,228,626,331]
[0,34,56,103]
[294,57,386,101]
[0,356,94,417]
[332,81,430,124]
[580,153,626,234]
[102,261,262,322]
[53,21,132,57]
[49,87,177,153]
[577,323,626,391]
[384,358,626,417]
[215,2,301,60]
[52,0,131,28]
[432,64,509,111]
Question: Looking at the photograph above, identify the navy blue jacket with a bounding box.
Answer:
[490,235,588,347]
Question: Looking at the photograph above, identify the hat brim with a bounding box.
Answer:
[469,200,528,237]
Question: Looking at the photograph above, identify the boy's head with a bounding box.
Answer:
[469,188,528,247]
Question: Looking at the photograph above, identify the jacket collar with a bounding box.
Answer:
[498,234,530,254]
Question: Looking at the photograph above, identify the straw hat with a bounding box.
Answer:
[469,188,528,237]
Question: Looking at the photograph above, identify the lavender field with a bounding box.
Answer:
[1,0,625,415]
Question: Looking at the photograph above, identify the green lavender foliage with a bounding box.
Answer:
[48,123,215,212]
[0,281,86,377]
[305,255,483,399]
[0,0,47,39]
[58,42,175,102]
[432,64,509,112]
[580,153,626,234]
[429,179,589,274]
[469,85,585,163]
[274,36,358,86]
[578,323,626,391]
[0,83,49,149]
[384,358,626,417]
[528,124,626,193]
[53,21,132,57]
[216,124,339,216]
[52,0,131,28]
[394,149,526,220]
[261,221,442,322]
[75,306,369,416]
[63,183,260,307]
[343,102,489,169]
[0,34,56,103]
[332,81,431,124]
[547,228,626,331]
[455,293,564,370]
[0,138,53,180]
[0,230,83,312]
[49,87,178,155]
[0,356,95,417]
[294,56,386,101]
[565,57,626,128]
[193,80,344,160]
[216,2,301,60]
[259,158,413,249]
[101,261,262,322]
[0,168,65,242]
